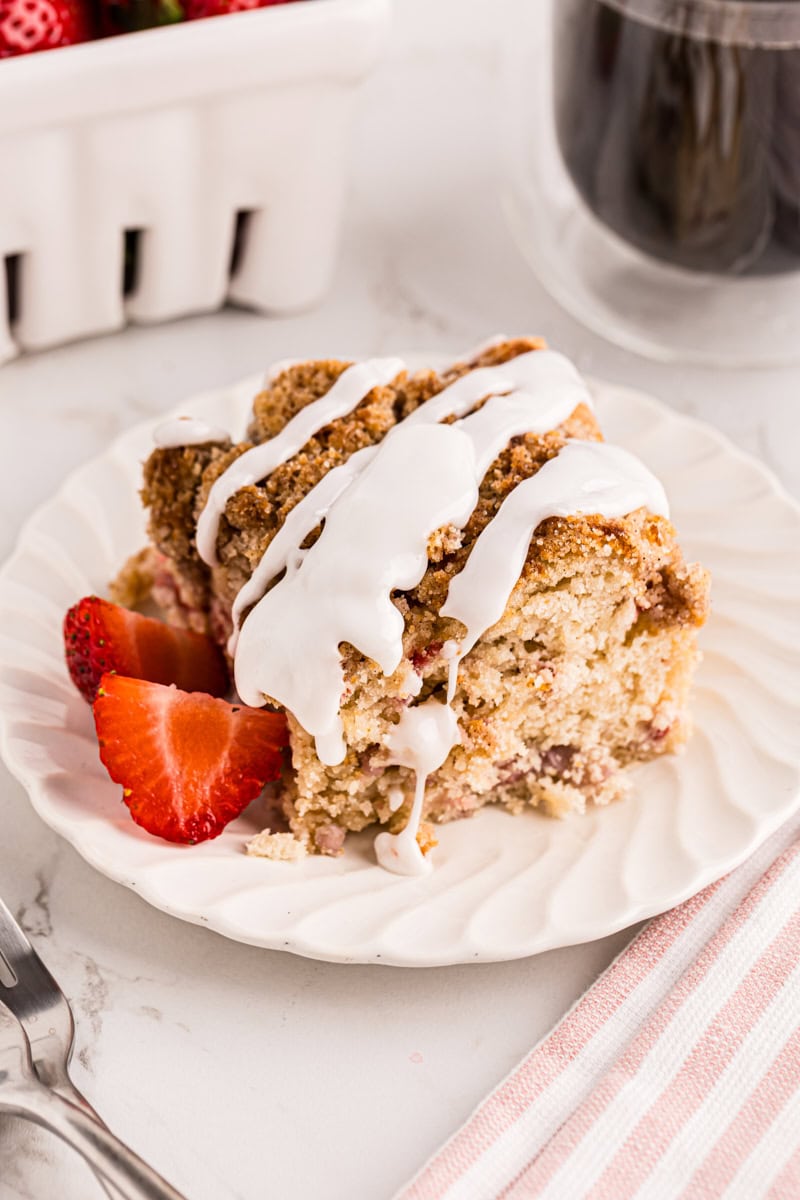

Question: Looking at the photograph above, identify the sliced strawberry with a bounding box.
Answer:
[64,595,229,704]
[94,675,288,844]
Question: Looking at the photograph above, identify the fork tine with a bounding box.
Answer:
[0,893,50,954]
[0,892,39,970]
[0,893,66,1017]
[0,891,81,1096]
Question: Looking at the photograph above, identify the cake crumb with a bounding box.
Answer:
[417,822,438,857]
[246,830,308,862]
[109,547,158,608]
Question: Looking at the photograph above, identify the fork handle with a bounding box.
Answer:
[52,1080,144,1200]
[0,1081,188,1200]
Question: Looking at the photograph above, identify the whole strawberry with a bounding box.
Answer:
[0,0,90,56]
[184,0,292,20]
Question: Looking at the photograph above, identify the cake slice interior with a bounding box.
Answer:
[115,338,710,870]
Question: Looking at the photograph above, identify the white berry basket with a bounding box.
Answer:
[0,0,390,365]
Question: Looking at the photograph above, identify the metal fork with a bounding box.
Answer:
[0,894,187,1200]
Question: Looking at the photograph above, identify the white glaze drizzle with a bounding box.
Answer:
[196,356,404,566]
[458,384,584,474]
[403,349,592,429]
[374,700,461,876]
[388,787,406,813]
[398,663,423,698]
[226,343,665,876]
[154,416,231,449]
[228,350,593,649]
[234,422,481,765]
[441,440,669,700]
[227,446,377,655]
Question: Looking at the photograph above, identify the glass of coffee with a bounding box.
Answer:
[505,0,800,365]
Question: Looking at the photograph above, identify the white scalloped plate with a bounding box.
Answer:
[1,372,800,966]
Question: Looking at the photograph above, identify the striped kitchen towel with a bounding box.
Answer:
[398,810,800,1200]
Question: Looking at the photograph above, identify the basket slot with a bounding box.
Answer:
[225,86,351,313]
[229,210,255,281]
[122,230,143,298]
[0,255,20,364]
[4,255,21,327]
[122,106,234,325]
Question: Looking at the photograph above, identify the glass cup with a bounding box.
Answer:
[505,0,800,365]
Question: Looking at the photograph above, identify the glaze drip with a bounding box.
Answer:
[374,700,461,876]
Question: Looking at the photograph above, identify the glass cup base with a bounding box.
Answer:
[503,1,800,369]
[506,180,800,369]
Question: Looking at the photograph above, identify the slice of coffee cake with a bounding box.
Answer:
[118,338,709,872]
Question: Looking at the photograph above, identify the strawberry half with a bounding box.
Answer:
[0,0,90,57]
[94,675,288,844]
[64,595,229,703]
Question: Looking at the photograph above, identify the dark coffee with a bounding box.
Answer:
[554,0,800,274]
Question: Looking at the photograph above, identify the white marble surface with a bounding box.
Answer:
[1,3,798,1198]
